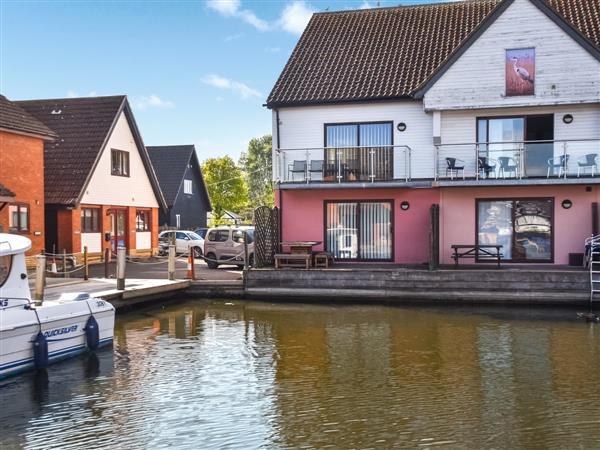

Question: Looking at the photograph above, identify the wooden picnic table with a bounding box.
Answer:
[451,244,503,268]
[281,241,322,254]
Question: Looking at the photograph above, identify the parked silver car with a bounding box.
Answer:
[158,230,204,257]
[203,227,254,269]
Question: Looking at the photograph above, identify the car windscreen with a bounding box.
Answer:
[188,232,202,240]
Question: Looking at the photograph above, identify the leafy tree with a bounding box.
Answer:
[239,135,274,208]
[201,156,248,224]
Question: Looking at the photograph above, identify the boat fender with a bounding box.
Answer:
[85,315,100,351]
[33,332,49,369]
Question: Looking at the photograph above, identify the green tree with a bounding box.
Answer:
[239,135,273,209]
[202,156,248,224]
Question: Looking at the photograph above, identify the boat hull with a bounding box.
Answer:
[0,299,115,380]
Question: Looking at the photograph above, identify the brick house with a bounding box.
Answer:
[0,95,58,255]
[16,95,167,257]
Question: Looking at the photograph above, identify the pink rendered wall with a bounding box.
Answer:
[278,188,440,264]
[440,185,600,265]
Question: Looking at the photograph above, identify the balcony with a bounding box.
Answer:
[275,145,411,184]
[435,139,600,182]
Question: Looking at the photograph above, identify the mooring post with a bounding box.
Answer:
[62,249,67,278]
[186,250,196,280]
[83,246,89,281]
[34,254,46,304]
[168,244,176,281]
[116,246,126,290]
[243,230,249,272]
[104,248,109,279]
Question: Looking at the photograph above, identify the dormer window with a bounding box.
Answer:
[111,149,130,177]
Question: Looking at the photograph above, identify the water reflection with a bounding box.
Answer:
[0,301,599,449]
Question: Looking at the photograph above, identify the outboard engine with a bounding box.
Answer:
[33,332,48,369]
[85,315,100,351]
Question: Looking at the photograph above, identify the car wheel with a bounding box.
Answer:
[206,253,219,269]
[236,265,244,270]
[193,246,202,258]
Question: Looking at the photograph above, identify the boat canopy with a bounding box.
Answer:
[0,233,32,256]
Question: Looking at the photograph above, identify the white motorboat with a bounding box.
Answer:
[0,233,115,379]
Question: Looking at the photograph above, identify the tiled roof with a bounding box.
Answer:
[0,95,57,139]
[266,0,600,107]
[15,96,125,205]
[0,182,15,199]
[147,145,195,206]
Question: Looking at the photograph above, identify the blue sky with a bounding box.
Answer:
[1,0,440,162]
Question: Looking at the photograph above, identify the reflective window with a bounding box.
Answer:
[477,198,553,262]
[0,255,11,287]
[111,149,130,176]
[81,208,100,233]
[9,204,29,232]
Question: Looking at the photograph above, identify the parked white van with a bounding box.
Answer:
[203,226,254,269]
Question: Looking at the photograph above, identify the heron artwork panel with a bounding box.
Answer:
[506,48,535,96]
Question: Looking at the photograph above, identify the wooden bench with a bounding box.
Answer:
[275,253,312,269]
[451,244,503,268]
[314,252,333,268]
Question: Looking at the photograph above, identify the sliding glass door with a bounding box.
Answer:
[477,198,553,262]
[325,201,393,261]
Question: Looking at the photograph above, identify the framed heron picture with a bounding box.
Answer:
[506,48,535,96]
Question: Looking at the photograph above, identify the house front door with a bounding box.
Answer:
[110,209,127,252]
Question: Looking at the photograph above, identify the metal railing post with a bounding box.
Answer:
[519,143,523,179]
[475,144,480,180]
[337,149,342,183]
[369,147,375,182]
[434,145,439,181]
[563,141,568,179]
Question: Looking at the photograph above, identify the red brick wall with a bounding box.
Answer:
[0,130,46,255]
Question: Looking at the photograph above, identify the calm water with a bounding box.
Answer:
[1,300,599,449]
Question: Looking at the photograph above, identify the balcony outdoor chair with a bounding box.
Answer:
[477,156,497,179]
[308,160,324,181]
[577,154,597,177]
[343,159,360,181]
[547,154,569,178]
[498,156,519,179]
[288,160,307,182]
[445,157,465,180]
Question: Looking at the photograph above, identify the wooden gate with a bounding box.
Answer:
[254,206,279,268]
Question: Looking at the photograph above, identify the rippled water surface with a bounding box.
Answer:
[1,300,599,449]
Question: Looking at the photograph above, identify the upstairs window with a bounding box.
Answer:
[136,210,151,232]
[9,204,29,232]
[111,149,130,177]
[183,179,193,194]
[81,208,100,233]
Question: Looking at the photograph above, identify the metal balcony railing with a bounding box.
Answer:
[275,145,411,184]
[434,139,600,181]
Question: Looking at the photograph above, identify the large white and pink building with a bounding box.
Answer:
[267,0,600,266]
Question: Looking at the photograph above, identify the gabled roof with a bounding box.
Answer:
[147,145,212,210]
[15,95,167,209]
[266,0,600,108]
[0,182,16,200]
[0,94,57,139]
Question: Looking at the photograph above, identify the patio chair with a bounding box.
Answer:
[445,157,465,179]
[288,160,307,182]
[477,156,497,179]
[547,154,569,178]
[498,156,519,178]
[577,153,597,177]
[308,160,324,181]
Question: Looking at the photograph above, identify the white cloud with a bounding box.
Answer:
[206,0,269,31]
[279,1,315,35]
[265,46,281,53]
[133,95,175,111]
[224,33,244,42]
[359,1,373,9]
[66,90,98,98]
[201,74,261,99]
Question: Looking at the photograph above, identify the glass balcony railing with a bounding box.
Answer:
[434,139,600,181]
[274,145,411,183]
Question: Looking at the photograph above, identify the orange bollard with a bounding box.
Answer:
[187,251,195,280]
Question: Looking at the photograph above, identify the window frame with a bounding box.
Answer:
[323,199,394,262]
[81,207,101,233]
[111,149,130,177]
[8,203,30,233]
[323,121,394,148]
[0,255,13,288]
[475,197,554,263]
[136,209,151,232]
[183,179,193,195]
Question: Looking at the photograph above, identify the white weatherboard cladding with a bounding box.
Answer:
[275,102,434,179]
[81,233,102,253]
[424,0,600,110]
[136,232,151,250]
[80,112,159,208]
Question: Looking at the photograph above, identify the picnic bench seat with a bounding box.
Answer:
[451,244,503,268]
[314,252,333,268]
[275,253,312,269]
